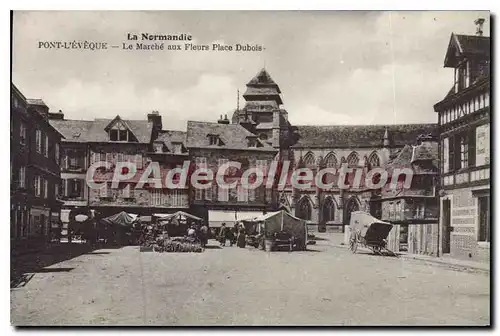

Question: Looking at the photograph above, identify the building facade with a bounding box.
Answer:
[230,69,438,234]
[11,84,64,244]
[49,111,191,228]
[434,26,490,261]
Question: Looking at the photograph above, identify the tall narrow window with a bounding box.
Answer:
[237,185,249,202]
[460,134,469,169]
[34,176,41,196]
[45,136,49,158]
[55,143,60,164]
[20,122,26,145]
[44,179,49,198]
[36,130,42,153]
[19,166,26,188]
[218,186,229,202]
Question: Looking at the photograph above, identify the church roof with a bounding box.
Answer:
[291,124,438,149]
[247,68,281,92]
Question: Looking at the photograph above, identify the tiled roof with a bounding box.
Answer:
[243,87,281,96]
[155,130,187,153]
[50,117,153,143]
[291,124,438,148]
[455,34,490,56]
[247,69,280,90]
[186,120,276,152]
[27,98,47,106]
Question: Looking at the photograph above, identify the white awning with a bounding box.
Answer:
[208,210,264,227]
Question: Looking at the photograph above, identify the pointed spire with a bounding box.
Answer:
[383,127,390,147]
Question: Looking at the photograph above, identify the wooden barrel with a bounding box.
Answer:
[264,239,273,252]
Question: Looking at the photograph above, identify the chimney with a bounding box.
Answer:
[217,114,230,125]
[48,109,65,120]
[475,18,485,36]
[147,110,162,131]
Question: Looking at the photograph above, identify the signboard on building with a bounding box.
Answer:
[476,124,490,166]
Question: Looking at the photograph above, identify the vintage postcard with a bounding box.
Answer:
[10,10,490,326]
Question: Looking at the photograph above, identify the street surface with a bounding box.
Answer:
[11,236,490,326]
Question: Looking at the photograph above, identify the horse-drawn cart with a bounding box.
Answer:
[348,211,397,256]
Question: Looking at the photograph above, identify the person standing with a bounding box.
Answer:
[237,225,246,248]
[219,223,228,246]
[200,223,209,247]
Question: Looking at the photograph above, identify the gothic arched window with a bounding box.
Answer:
[346,152,359,166]
[368,152,381,168]
[322,197,335,223]
[324,153,337,168]
[303,152,316,169]
[296,197,312,221]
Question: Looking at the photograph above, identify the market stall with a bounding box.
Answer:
[242,210,308,251]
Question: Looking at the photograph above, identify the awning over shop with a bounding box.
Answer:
[208,210,264,227]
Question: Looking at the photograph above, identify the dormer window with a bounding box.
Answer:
[154,142,163,153]
[172,142,182,153]
[208,134,220,146]
[247,136,258,147]
[455,61,470,93]
[108,119,135,142]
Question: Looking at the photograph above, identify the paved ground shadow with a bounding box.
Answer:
[204,245,222,250]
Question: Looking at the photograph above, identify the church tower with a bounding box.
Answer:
[232,68,297,149]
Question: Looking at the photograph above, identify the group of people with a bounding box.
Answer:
[218,222,246,248]
[186,222,209,247]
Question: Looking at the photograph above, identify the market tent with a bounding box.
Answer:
[158,211,203,224]
[243,210,307,243]
[208,210,264,227]
[101,211,137,227]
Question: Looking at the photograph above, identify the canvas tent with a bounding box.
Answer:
[101,211,137,227]
[243,210,308,243]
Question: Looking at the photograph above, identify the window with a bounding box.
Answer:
[119,130,128,141]
[68,179,83,198]
[121,184,134,198]
[346,152,359,166]
[368,152,380,168]
[44,136,49,158]
[485,92,490,107]
[478,196,490,243]
[135,154,143,169]
[324,153,337,168]
[55,143,60,164]
[170,189,183,207]
[218,186,229,202]
[208,135,219,146]
[34,176,41,196]
[256,160,268,176]
[110,129,119,141]
[151,189,162,206]
[99,183,112,198]
[20,122,26,145]
[19,166,26,188]
[237,185,249,202]
[36,130,42,153]
[459,134,469,169]
[303,153,315,169]
[54,183,59,198]
[154,143,163,153]
[194,187,202,201]
[204,184,212,201]
[196,157,207,168]
[172,143,182,153]
[44,179,48,198]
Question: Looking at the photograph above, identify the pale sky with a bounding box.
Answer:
[12,11,490,130]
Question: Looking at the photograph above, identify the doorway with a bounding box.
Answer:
[442,199,451,254]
